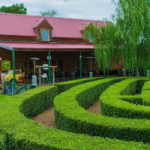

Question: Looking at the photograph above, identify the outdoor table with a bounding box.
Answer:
[35,66,57,86]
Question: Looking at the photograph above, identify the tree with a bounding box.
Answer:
[0,3,27,14]
[84,0,150,76]
[39,10,57,17]
[84,22,122,71]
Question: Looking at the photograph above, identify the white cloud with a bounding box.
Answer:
[0,0,116,20]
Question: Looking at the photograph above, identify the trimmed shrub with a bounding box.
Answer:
[19,86,57,118]
[141,80,150,106]
[1,79,150,149]
[0,133,5,150]
[54,77,104,94]
[100,78,150,119]
[54,77,150,143]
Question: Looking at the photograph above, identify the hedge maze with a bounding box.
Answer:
[0,77,150,149]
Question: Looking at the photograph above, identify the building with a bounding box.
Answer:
[0,13,123,83]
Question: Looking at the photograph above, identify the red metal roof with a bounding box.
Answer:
[0,13,107,38]
[32,18,45,28]
[0,42,94,50]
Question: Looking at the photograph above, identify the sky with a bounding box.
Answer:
[1,0,116,21]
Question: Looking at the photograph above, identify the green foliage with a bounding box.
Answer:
[84,0,150,75]
[0,3,27,14]
[54,77,150,143]
[2,61,10,70]
[0,94,9,101]
[113,0,150,74]
[84,23,122,71]
[39,10,57,16]
[100,78,150,119]
[141,80,150,106]
[54,77,104,94]
[0,133,5,150]
[19,86,57,118]
[1,81,150,149]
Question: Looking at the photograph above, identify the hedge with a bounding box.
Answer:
[141,80,150,106]
[0,133,5,150]
[54,77,104,94]
[1,80,150,149]
[120,80,149,106]
[54,77,150,143]
[100,78,150,119]
[19,85,57,118]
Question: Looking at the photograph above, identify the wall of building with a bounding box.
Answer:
[0,48,124,76]
[0,49,100,76]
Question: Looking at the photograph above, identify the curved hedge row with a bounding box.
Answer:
[1,80,150,149]
[141,80,150,106]
[19,85,57,118]
[100,78,150,119]
[54,77,104,94]
[54,77,150,143]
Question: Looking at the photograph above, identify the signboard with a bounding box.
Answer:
[43,64,48,70]
[47,56,51,60]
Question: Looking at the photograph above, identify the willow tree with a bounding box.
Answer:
[84,22,122,71]
[84,0,150,76]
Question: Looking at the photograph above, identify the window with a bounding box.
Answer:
[2,61,10,70]
[29,61,34,74]
[51,60,56,72]
[41,30,50,41]
[21,61,27,74]
[83,60,88,71]
[58,60,63,72]
[88,33,93,42]
[51,60,56,66]
[76,60,79,70]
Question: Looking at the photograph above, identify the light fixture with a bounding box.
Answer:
[30,57,40,85]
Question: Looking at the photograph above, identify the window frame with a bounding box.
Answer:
[41,30,50,41]
[1,60,11,71]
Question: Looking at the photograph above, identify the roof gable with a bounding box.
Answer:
[33,18,53,29]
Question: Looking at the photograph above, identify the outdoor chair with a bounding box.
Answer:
[18,72,26,84]
[41,73,49,84]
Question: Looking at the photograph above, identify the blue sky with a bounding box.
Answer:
[1,0,116,20]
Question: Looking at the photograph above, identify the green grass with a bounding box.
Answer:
[0,94,10,102]
[1,78,150,149]
[0,94,10,149]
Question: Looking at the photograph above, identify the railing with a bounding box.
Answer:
[4,82,39,96]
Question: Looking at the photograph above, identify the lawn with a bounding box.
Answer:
[0,94,10,101]
[0,93,11,149]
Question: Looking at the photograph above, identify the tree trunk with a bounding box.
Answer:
[136,64,140,76]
